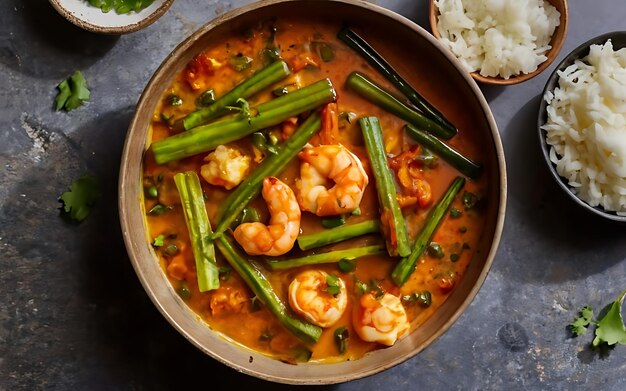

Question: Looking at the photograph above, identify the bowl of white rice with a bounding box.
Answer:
[430,0,568,85]
[539,31,626,222]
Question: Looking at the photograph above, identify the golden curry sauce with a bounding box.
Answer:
[142,17,487,363]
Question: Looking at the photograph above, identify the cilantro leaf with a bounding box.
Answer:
[55,71,90,112]
[59,175,100,222]
[87,0,156,14]
[593,290,626,347]
[152,234,165,247]
[570,306,594,336]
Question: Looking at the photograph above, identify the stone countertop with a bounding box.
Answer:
[1,0,625,389]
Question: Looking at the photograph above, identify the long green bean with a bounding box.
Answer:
[215,235,322,343]
[173,171,219,292]
[265,245,386,270]
[391,176,465,286]
[405,124,482,179]
[360,116,411,257]
[152,79,335,164]
[348,72,454,139]
[183,60,291,130]
[297,220,380,251]
[338,27,457,136]
[214,112,322,233]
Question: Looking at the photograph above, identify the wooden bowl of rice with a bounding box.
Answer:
[538,31,626,222]
[429,0,568,85]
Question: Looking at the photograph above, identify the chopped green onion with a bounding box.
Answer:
[147,204,171,216]
[322,215,346,228]
[462,191,479,210]
[334,326,349,353]
[427,242,444,258]
[196,89,216,107]
[152,234,165,247]
[167,94,183,106]
[338,258,357,273]
[230,53,253,71]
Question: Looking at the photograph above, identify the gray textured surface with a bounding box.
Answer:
[1,0,625,390]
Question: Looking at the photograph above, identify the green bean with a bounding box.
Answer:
[338,27,457,136]
[215,235,322,343]
[183,60,291,130]
[360,116,411,257]
[152,79,335,164]
[405,124,481,179]
[391,176,465,286]
[265,245,386,270]
[297,220,380,251]
[173,171,219,292]
[348,72,454,139]
[214,112,322,233]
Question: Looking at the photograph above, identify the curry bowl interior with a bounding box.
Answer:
[537,31,626,223]
[119,0,506,384]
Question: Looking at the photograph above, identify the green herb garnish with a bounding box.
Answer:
[55,71,90,112]
[86,0,156,15]
[334,326,349,354]
[152,234,165,247]
[569,291,626,347]
[59,175,100,222]
[325,274,341,295]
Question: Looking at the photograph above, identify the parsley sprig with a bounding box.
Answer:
[570,291,626,347]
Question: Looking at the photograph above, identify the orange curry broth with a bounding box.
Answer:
[142,17,488,363]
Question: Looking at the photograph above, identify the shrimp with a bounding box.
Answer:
[288,270,347,328]
[353,292,409,346]
[233,177,300,256]
[296,144,368,216]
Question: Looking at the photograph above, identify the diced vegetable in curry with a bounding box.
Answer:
[142,17,488,363]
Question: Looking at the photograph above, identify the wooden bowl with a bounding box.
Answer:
[429,0,569,85]
[538,31,626,223]
[119,0,507,384]
[48,0,174,34]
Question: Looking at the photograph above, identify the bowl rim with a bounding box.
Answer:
[537,30,626,223]
[428,0,569,85]
[48,0,174,34]
[119,0,508,383]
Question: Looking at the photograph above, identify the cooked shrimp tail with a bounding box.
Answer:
[233,177,301,256]
[297,144,368,216]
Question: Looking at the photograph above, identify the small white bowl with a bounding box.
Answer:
[49,0,174,34]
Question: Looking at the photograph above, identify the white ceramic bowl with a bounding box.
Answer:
[49,0,174,34]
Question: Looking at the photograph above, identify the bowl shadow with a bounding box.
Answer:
[0,0,118,79]
[499,95,626,285]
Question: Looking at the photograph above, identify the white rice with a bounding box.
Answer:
[541,40,626,215]
[435,0,560,79]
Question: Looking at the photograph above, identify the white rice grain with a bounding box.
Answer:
[435,0,560,79]
[542,40,626,215]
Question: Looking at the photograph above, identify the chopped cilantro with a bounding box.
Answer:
[86,0,156,14]
[59,175,100,222]
[325,274,341,295]
[55,71,90,112]
[570,306,593,336]
[450,207,462,218]
[152,234,165,247]
[333,326,349,353]
[338,257,357,273]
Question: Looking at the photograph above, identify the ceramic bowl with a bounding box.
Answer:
[538,31,626,223]
[119,0,507,384]
[429,0,569,85]
[48,0,173,34]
